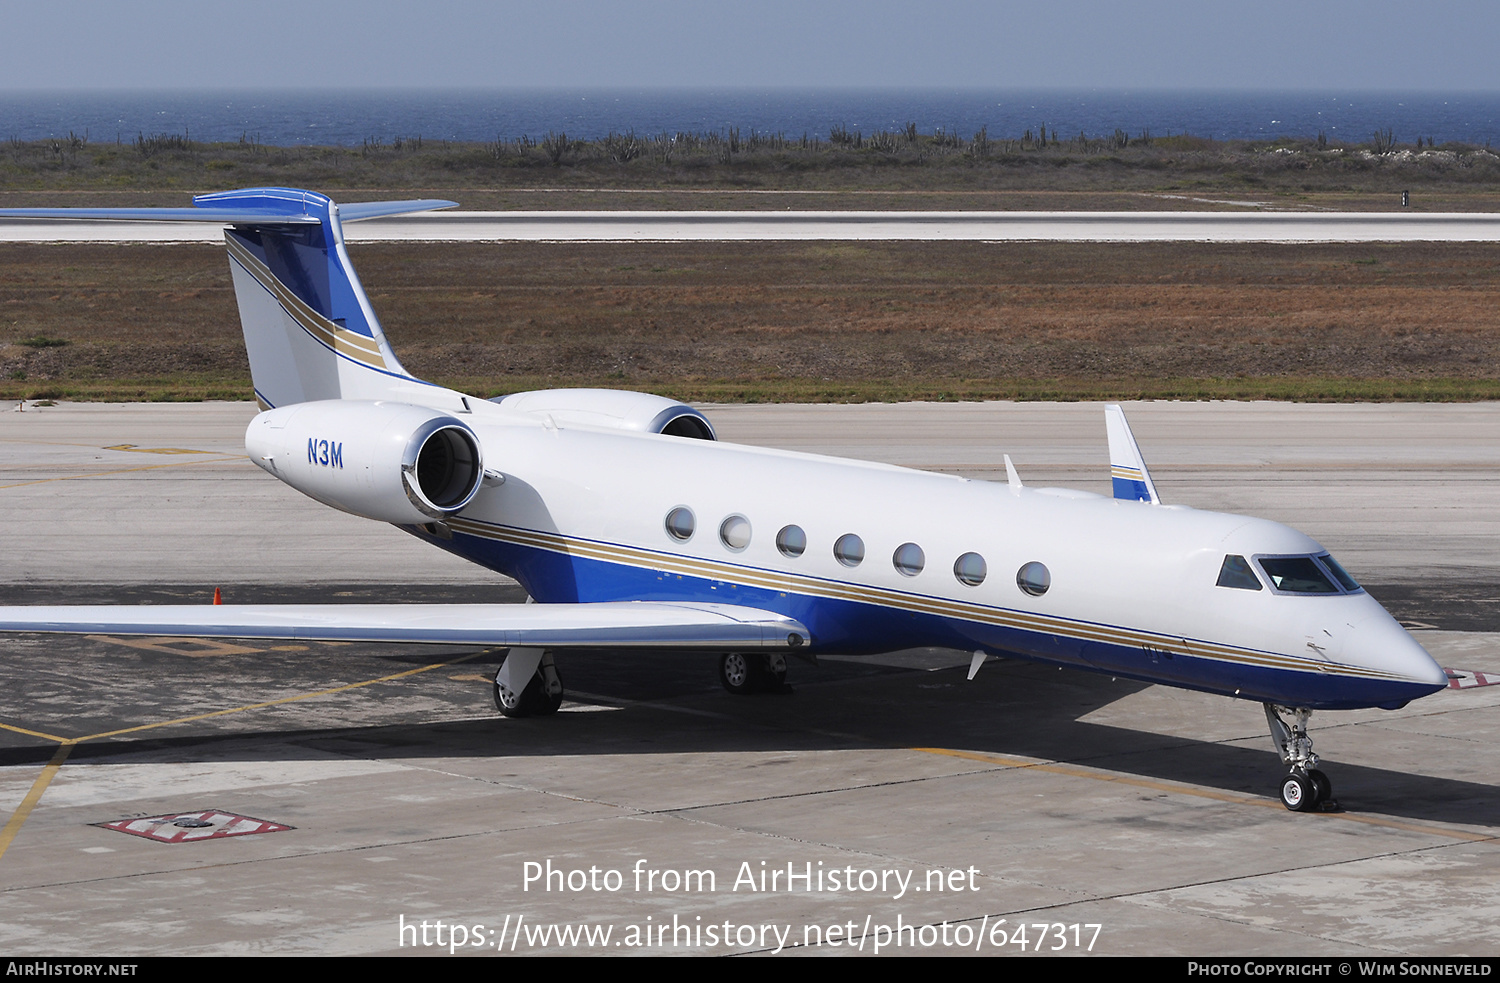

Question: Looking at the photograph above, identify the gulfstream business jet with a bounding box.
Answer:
[0,189,1448,813]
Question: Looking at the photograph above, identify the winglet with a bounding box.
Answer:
[1105,404,1161,505]
[1004,454,1023,491]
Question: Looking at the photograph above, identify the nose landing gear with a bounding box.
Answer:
[1278,768,1333,812]
[1265,704,1338,812]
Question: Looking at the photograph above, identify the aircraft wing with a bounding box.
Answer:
[0,601,809,650]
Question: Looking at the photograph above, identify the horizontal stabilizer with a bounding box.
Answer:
[0,601,810,650]
[338,200,461,222]
[0,188,456,226]
[0,206,319,224]
[1105,403,1161,505]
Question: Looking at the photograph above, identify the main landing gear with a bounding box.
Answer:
[494,647,564,717]
[1264,704,1337,812]
[719,652,790,695]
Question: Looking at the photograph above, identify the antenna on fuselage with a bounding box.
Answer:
[1004,454,1023,492]
[1105,404,1162,505]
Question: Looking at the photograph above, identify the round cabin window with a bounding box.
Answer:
[1016,561,1051,597]
[719,514,751,552]
[892,542,925,577]
[953,552,987,587]
[776,525,807,558]
[833,533,865,568]
[664,507,696,542]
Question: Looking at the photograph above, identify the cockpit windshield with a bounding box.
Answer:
[1253,554,1364,595]
[1258,556,1338,593]
[1319,554,1361,592]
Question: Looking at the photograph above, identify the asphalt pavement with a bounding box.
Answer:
[1,401,1497,956]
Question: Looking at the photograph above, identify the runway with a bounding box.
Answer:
[3,210,1500,243]
[5,400,1500,586]
[1,401,1497,956]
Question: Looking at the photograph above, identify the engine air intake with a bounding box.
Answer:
[408,423,482,514]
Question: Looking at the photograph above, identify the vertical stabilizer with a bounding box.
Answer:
[1105,403,1162,504]
[0,187,458,410]
[197,188,419,409]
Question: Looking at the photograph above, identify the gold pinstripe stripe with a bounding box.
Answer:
[442,517,1411,684]
[227,235,384,360]
[225,234,389,370]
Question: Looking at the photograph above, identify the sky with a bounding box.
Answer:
[1,1,1497,92]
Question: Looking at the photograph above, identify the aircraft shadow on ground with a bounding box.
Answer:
[1,642,1492,832]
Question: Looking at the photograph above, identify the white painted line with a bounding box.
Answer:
[2,211,1499,243]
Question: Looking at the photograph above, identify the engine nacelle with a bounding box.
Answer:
[491,388,715,440]
[246,400,483,524]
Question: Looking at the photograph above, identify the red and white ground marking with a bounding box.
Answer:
[1444,668,1500,690]
[95,810,294,843]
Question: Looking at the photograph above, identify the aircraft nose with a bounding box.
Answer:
[1401,635,1451,691]
[1347,609,1450,694]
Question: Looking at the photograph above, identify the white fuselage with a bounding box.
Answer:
[366,405,1447,712]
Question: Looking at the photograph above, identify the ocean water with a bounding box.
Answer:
[3,88,1499,148]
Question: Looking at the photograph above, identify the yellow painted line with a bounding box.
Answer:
[86,635,262,658]
[0,455,242,491]
[0,720,70,743]
[0,650,486,864]
[914,747,1498,843]
[74,651,484,742]
[0,742,75,862]
[101,444,208,455]
[0,438,152,449]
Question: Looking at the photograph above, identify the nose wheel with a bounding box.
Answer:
[1265,704,1338,812]
[1279,767,1333,812]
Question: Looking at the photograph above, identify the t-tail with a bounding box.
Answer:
[0,187,459,410]
[200,188,462,409]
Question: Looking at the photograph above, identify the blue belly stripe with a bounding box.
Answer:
[404,525,1443,711]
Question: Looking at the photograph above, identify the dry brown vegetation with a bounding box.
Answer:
[4,129,1500,212]
[6,130,1500,402]
[4,240,1500,402]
